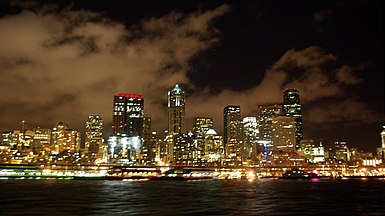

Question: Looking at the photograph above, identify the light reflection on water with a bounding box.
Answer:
[1,178,385,215]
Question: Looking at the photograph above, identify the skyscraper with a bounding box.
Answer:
[334,141,348,161]
[376,126,385,160]
[224,106,242,166]
[141,117,155,165]
[283,88,303,149]
[112,93,144,137]
[243,117,259,163]
[258,104,283,143]
[85,114,104,160]
[168,84,185,135]
[204,129,223,165]
[193,117,214,139]
[193,117,214,165]
[51,122,81,155]
[224,106,241,153]
[172,132,194,166]
[271,116,296,151]
[33,128,51,157]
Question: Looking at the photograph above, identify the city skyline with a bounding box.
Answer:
[0,0,383,152]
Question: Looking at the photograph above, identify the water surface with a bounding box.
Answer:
[1,178,384,215]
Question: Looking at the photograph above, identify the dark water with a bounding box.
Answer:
[1,178,385,215]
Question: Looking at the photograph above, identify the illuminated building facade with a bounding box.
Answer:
[226,116,243,166]
[203,129,223,165]
[376,126,385,160]
[168,84,185,135]
[112,93,144,137]
[300,139,325,163]
[283,88,303,149]
[108,135,142,164]
[321,139,336,161]
[334,141,349,161]
[173,132,194,166]
[141,117,157,165]
[2,131,15,147]
[243,117,259,163]
[51,122,81,155]
[85,115,104,161]
[271,116,296,152]
[111,93,144,164]
[224,105,241,157]
[192,117,213,164]
[33,128,51,156]
[300,139,315,162]
[257,104,283,143]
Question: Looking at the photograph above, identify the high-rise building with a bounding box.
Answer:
[224,106,241,155]
[111,93,144,164]
[193,117,214,140]
[243,117,259,163]
[192,117,213,164]
[203,129,223,165]
[51,122,81,155]
[168,84,185,135]
[258,104,283,143]
[33,128,51,156]
[283,88,303,149]
[1,131,14,146]
[173,132,194,166]
[376,126,385,160]
[271,116,296,152]
[320,139,335,162]
[141,117,156,165]
[334,141,349,161]
[85,115,104,160]
[226,120,244,166]
[112,93,144,137]
[223,106,243,166]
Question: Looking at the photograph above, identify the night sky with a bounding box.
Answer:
[0,0,383,152]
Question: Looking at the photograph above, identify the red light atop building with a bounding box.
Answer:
[115,93,142,99]
[282,88,298,93]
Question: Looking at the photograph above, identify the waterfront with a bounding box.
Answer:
[1,178,385,215]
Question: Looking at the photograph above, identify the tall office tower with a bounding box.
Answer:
[334,141,349,161]
[112,93,144,137]
[258,104,283,144]
[224,106,241,155]
[283,88,303,150]
[193,117,213,164]
[33,128,51,156]
[203,129,223,165]
[173,132,194,166]
[226,119,244,166]
[243,117,259,163]
[146,131,158,165]
[85,115,104,160]
[319,139,335,162]
[1,131,13,146]
[193,117,214,140]
[380,125,385,148]
[168,84,186,135]
[377,126,385,160]
[141,117,154,164]
[51,122,81,155]
[271,116,296,152]
[2,129,34,151]
[51,122,68,154]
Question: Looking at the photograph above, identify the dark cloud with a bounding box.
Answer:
[0,3,381,141]
[312,8,332,32]
[0,4,231,133]
[305,99,377,125]
[336,64,362,85]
